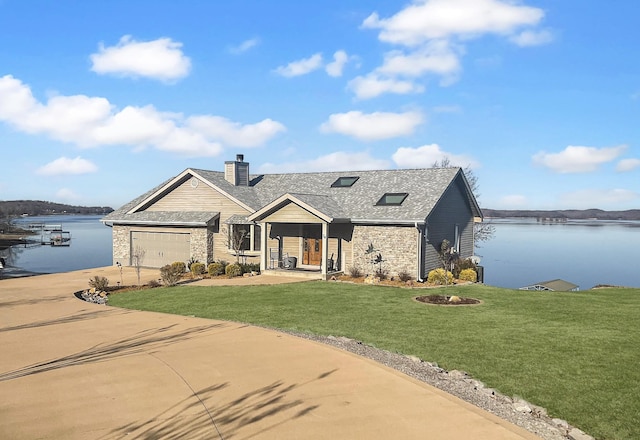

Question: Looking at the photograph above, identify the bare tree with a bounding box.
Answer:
[221,224,249,264]
[432,158,495,247]
[131,245,146,286]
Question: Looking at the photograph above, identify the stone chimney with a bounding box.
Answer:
[224,154,249,186]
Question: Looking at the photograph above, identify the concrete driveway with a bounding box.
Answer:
[0,266,541,439]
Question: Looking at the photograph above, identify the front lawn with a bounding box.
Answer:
[109,282,640,440]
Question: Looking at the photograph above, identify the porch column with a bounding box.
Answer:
[321,222,328,280]
[260,221,268,272]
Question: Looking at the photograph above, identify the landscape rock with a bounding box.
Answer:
[513,398,533,413]
[568,427,594,440]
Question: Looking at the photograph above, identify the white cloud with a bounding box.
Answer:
[356,0,551,98]
[558,189,639,209]
[0,75,284,157]
[377,41,462,80]
[229,38,260,54]
[348,74,424,100]
[187,115,286,147]
[532,145,627,173]
[274,53,323,77]
[320,110,424,141]
[258,151,390,173]
[90,35,191,82]
[37,156,98,176]
[510,29,554,46]
[616,158,640,172]
[325,50,350,77]
[392,144,478,168]
[362,0,545,46]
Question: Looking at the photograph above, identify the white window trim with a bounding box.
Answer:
[227,223,261,254]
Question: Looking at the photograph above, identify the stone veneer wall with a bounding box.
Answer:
[111,225,130,265]
[110,225,214,266]
[350,225,417,278]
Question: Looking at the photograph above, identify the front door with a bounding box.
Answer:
[303,238,322,266]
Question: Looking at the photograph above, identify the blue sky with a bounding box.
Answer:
[1,0,639,211]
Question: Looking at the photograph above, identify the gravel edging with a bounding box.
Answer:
[282,331,593,440]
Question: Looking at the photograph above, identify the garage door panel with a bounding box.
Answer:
[131,231,190,268]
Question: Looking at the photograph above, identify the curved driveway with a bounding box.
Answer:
[0,267,541,439]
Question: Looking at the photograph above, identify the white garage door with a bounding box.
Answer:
[131,231,191,268]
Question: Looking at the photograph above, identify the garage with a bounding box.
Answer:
[130,231,191,268]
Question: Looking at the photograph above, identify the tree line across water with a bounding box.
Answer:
[0,200,113,219]
[483,208,640,221]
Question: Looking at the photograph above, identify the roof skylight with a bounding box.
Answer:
[376,193,408,206]
[331,176,359,188]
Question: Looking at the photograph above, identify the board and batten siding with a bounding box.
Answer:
[424,176,474,274]
[261,202,324,224]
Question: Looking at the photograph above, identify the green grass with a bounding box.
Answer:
[109,282,640,440]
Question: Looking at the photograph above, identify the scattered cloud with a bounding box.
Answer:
[258,151,390,173]
[362,0,545,45]
[229,37,260,54]
[392,143,478,168]
[348,74,424,100]
[0,75,284,157]
[325,50,350,77]
[558,189,639,209]
[356,0,551,98]
[187,115,286,147]
[274,53,323,77]
[37,156,98,176]
[90,35,191,82]
[532,145,627,173]
[509,29,554,47]
[617,158,640,172]
[320,110,424,141]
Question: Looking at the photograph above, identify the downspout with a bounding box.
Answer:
[415,222,424,282]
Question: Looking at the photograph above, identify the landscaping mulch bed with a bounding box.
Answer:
[415,294,481,305]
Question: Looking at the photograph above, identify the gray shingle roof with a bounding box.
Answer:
[104,165,481,224]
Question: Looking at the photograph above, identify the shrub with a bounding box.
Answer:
[375,266,389,280]
[225,263,242,278]
[453,258,477,278]
[160,264,184,286]
[397,270,412,282]
[348,265,364,278]
[427,268,454,285]
[190,262,206,276]
[171,261,186,273]
[458,268,478,283]
[208,262,225,276]
[187,257,199,271]
[147,279,161,288]
[88,275,109,291]
[240,262,261,274]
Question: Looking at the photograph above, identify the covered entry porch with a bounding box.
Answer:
[247,193,352,281]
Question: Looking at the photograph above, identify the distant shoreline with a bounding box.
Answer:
[482,208,640,221]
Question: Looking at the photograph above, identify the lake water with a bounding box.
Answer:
[1,215,112,277]
[478,218,640,290]
[2,215,639,290]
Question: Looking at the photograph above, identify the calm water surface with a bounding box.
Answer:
[479,218,640,289]
[2,215,639,290]
[3,215,112,276]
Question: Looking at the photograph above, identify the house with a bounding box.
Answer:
[519,279,580,292]
[102,154,483,281]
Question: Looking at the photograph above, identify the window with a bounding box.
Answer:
[228,224,261,253]
[376,192,408,206]
[331,176,359,187]
[454,224,460,253]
